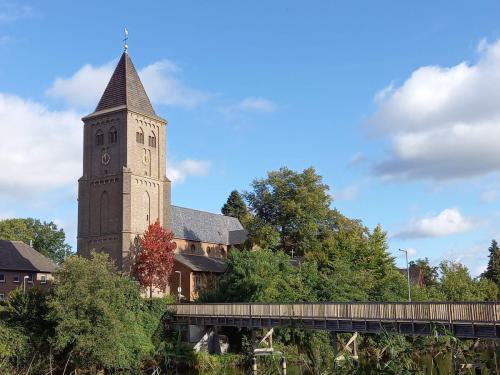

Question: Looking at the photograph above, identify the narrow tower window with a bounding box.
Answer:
[96,130,104,146]
[136,128,144,144]
[149,133,156,148]
[109,127,118,143]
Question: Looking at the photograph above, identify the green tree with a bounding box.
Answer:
[49,252,151,371]
[201,249,309,303]
[409,258,439,287]
[244,167,332,256]
[0,218,71,263]
[482,239,500,285]
[438,261,497,301]
[221,190,249,221]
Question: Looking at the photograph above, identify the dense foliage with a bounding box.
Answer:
[132,220,177,298]
[0,252,173,374]
[0,218,71,263]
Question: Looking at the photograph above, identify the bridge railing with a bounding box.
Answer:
[172,302,499,324]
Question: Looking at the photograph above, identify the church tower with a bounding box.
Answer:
[77,51,171,272]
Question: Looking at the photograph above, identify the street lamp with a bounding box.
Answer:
[23,276,30,293]
[399,249,411,302]
[175,271,182,303]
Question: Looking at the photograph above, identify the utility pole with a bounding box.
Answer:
[399,249,411,302]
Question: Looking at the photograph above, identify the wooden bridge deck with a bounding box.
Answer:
[168,302,500,339]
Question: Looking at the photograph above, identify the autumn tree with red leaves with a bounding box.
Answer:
[132,220,177,299]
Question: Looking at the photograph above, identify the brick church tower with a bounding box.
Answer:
[77,50,171,272]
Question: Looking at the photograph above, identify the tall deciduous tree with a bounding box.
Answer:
[482,239,500,285]
[244,167,332,256]
[221,190,248,221]
[0,218,71,263]
[132,220,176,299]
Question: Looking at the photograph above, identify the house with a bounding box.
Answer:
[0,240,56,300]
[398,266,425,287]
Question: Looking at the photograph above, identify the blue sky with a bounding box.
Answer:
[1,0,500,274]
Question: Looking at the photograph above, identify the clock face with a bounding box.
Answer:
[101,151,111,165]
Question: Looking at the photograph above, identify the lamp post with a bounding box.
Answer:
[23,275,29,293]
[399,249,411,302]
[175,271,182,303]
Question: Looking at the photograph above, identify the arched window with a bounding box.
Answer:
[136,128,144,144]
[149,132,156,148]
[99,191,109,234]
[96,130,104,146]
[108,127,118,143]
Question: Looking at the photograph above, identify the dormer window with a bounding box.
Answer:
[96,130,104,146]
[109,127,118,143]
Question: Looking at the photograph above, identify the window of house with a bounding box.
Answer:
[0,272,4,282]
[13,274,20,283]
[109,127,118,143]
[27,274,33,283]
[96,130,104,146]
[0,293,4,300]
[190,244,196,253]
[40,275,47,284]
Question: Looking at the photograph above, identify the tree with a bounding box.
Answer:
[0,218,71,263]
[482,239,500,285]
[49,252,151,371]
[132,220,176,299]
[244,167,332,256]
[221,190,248,221]
[409,258,439,287]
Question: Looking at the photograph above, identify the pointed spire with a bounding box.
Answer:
[94,52,156,117]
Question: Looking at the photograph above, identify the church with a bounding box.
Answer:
[76,49,246,301]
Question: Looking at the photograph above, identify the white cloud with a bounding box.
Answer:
[46,59,211,110]
[46,62,115,109]
[140,60,212,108]
[0,93,82,194]
[348,153,367,167]
[394,208,474,239]
[334,185,359,201]
[168,159,212,184]
[370,39,500,181]
[480,189,497,203]
[222,97,277,116]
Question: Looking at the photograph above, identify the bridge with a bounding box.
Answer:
[167,302,500,339]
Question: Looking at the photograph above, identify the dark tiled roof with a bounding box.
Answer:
[175,253,228,273]
[95,52,156,117]
[171,206,247,245]
[0,240,56,272]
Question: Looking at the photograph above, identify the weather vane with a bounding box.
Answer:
[124,28,129,52]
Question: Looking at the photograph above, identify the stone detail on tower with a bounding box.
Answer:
[77,51,171,272]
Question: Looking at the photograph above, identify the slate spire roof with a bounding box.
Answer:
[95,52,156,117]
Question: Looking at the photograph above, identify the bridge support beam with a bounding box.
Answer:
[331,331,338,357]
